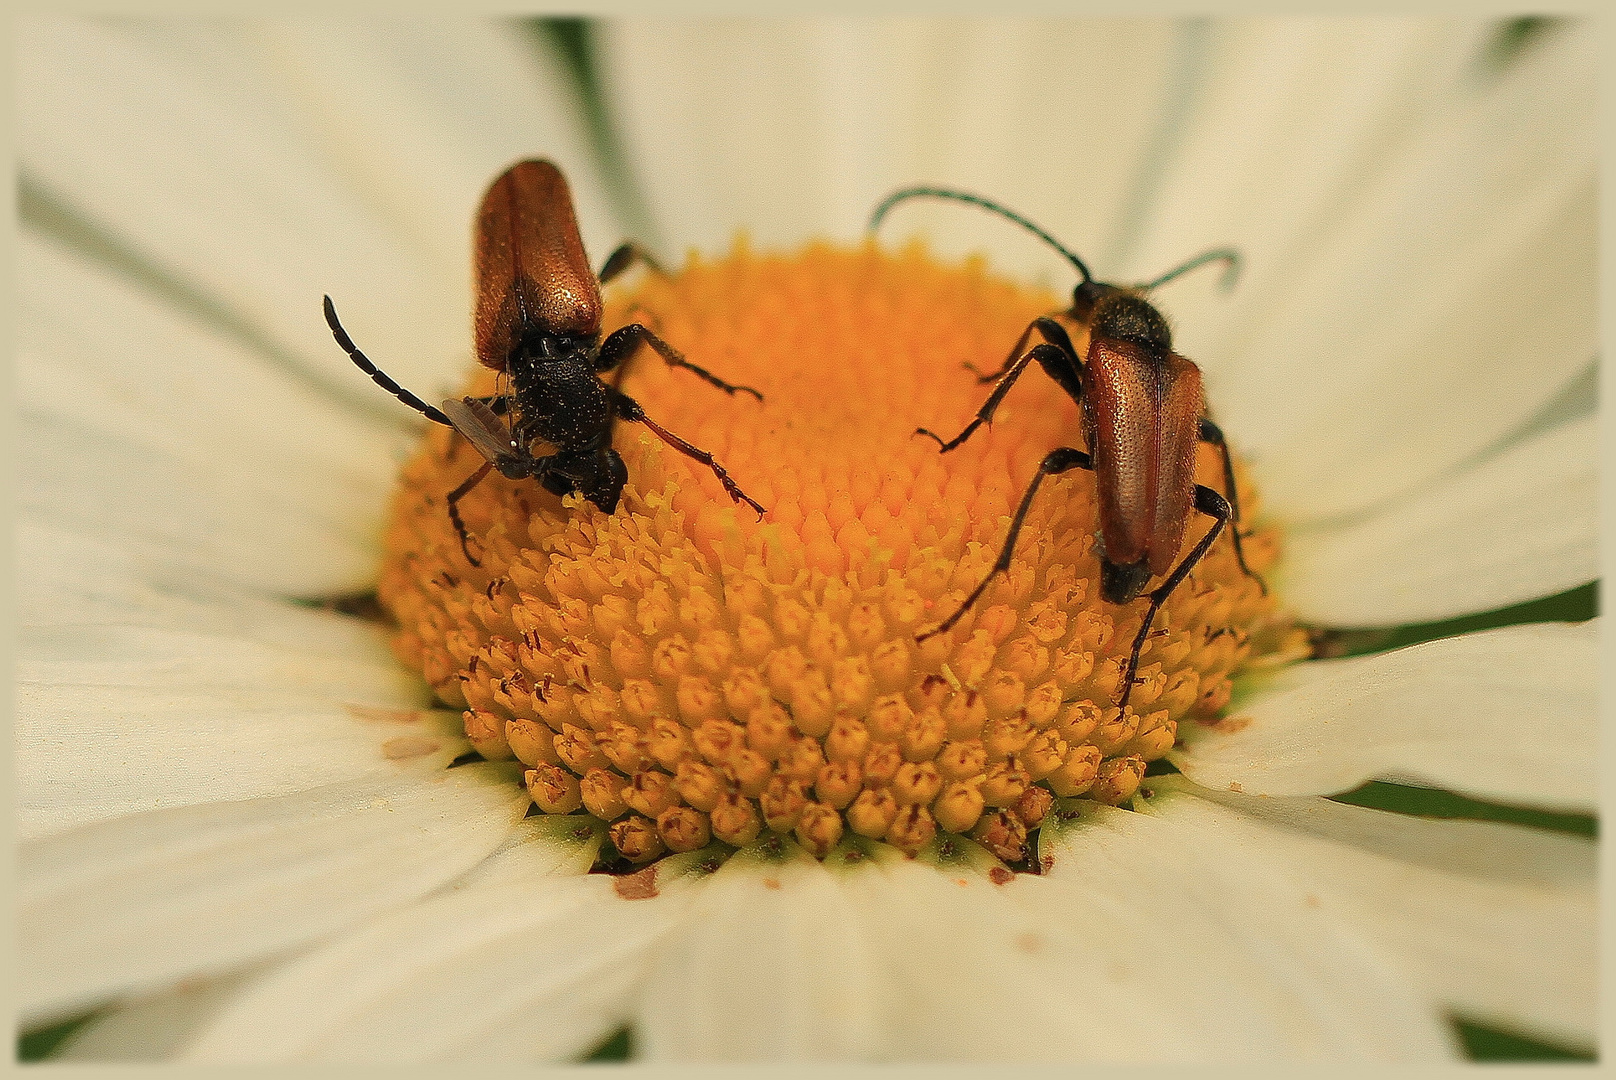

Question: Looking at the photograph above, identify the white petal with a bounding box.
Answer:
[604,18,1176,277]
[182,836,698,1063]
[635,843,888,1060]
[18,408,381,598]
[1036,800,1456,1060]
[1280,414,1596,625]
[810,831,1450,1061]
[1144,778,1597,1051]
[19,231,404,594]
[55,966,267,1061]
[19,16,455,399]
[841,813,1454,1061]
[244,19,620,294]
[17,630,463,844]
[15,516,467,842]
[1173,621,1598,811]
[1127,18,1490,288]
[839,846,1128,1060]
[1201,21,1597,522]
[1147,773,1593,887]
[60,818,607,1062]
[19,515,385,649]
[449,812,608,889]
[19,761,528,1026]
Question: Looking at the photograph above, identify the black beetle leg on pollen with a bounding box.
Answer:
[445,461,497,567]
[964,314,1082,387]
[595,242,667,396]
[608,389,767,518]
[1197,417,1266,586]
[437,398,539,568]
[594,241,762,401]
[916,445,1093,643]
[916,317,1082,453]
[596,323,764,402]
[1115,483,1238,705]
[588,313,768,516]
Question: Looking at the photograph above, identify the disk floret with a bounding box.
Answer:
[380,242,1292,867]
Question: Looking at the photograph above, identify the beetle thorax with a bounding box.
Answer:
[506,335,599,405]
[508,346,612,449]
[1091,293,1172,355]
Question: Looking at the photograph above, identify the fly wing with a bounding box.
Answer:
[441,397,518,466]
[1085,339,1158,568]
[473,160,602,369]
[1146,354,1205,578]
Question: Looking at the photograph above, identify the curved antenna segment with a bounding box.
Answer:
[868,186,1094,285]
[1141,247,1242,292]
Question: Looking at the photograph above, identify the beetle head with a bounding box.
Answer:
[1069,279,1125,325]
[584,449,629,514]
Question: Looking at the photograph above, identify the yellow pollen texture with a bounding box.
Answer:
[380,240,1288,866]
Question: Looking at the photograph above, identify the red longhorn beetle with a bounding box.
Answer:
[325,159,765,567]
[870,187,1265,710]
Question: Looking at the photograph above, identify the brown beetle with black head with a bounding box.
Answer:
[325,159,764,567]
[870,187,1265,709]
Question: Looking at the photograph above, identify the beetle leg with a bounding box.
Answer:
[595,324,764,402]
[1116,483,1234,709]
[610,390,767,517]
[324,296,452,426]
[446,461,496,567]
[965,320,1038,383]
[917,337,1078,453]
[917,446,1092,642]
[1195,417,1267,595]
[966,316,1081,389]
[598,242,664,285]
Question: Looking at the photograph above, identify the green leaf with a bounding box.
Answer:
[1331,780,1595,838]
[1480,17,1562,75]
[523,18,660,251]
[1316,582,1597,659]
[582,1025,633,1062]
[1455,1017,1594,1061]
[17,1011,97,1061]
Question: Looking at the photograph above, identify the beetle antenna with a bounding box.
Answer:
[1141,248,1242,293]
[868,187,1095,285]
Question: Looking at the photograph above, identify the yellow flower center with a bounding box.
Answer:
[379,240,1294,868]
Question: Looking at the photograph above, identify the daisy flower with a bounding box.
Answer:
[17,15,1596,1063]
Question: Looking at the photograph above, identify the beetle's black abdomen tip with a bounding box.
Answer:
[1101,559,1152,605]
[1093,293,1172,354]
